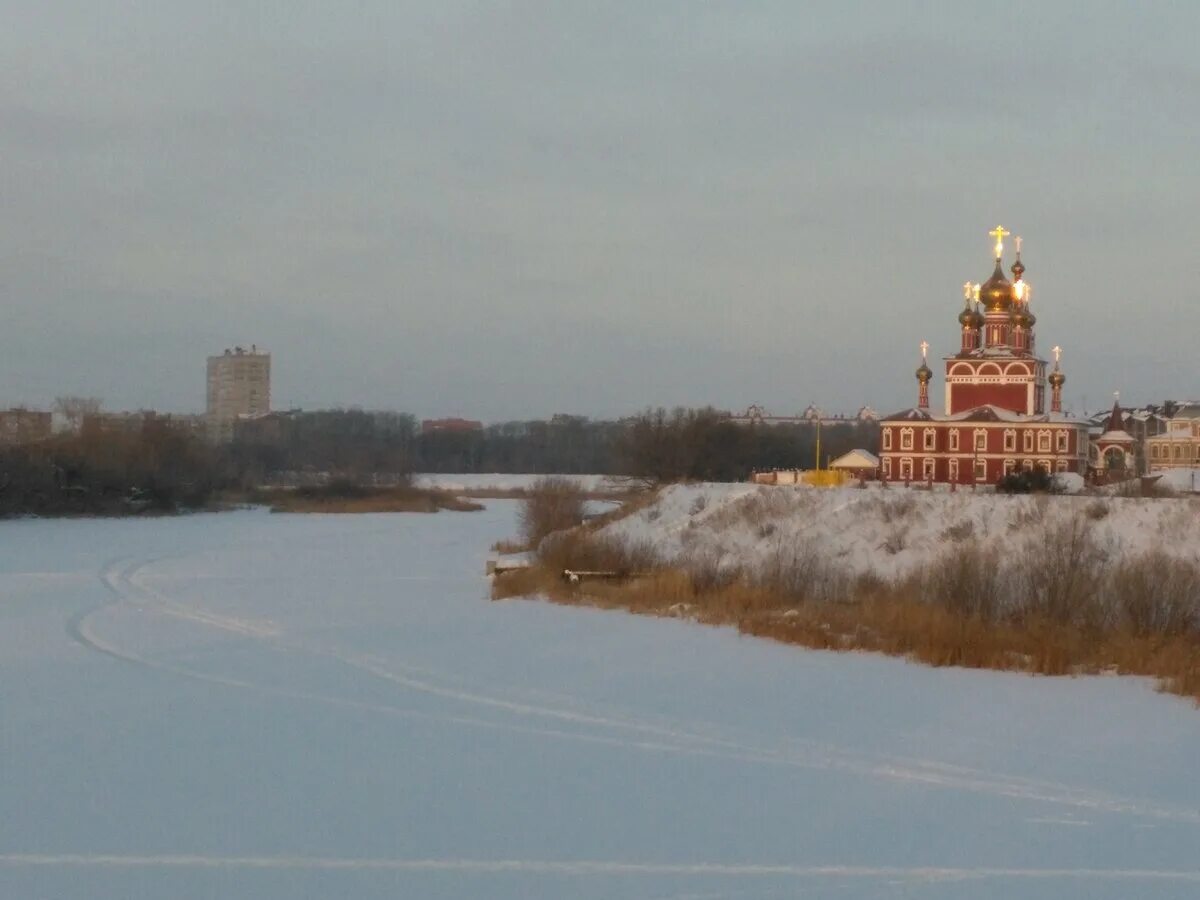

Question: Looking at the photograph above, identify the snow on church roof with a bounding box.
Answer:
[881,404,1085,425]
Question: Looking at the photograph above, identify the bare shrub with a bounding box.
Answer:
[882,524,907,555]
[1007,494,1048,530]
[1084,499,1111,521]
[682,548,739,594]
[538,529,658,575]
[1108,552,1200,637]
[520,477,586,547]
[920,541,1009,622]
[707,488,810,532]
[940,519,975,543]
[879,493,917,524]
[756,538,852,605]
[1018,516,1108,625]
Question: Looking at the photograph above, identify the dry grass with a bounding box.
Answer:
[490,538,529,554]
[492,518,1200,705]
[263,485,482,514]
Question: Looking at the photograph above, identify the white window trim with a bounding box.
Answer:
[900,427,914,451]
[923,428,936,450]
[1003,429,1017,452]
[882,429,892,450]
[949,430,959,451]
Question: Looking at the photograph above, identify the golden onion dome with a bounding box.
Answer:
[1010,257,1025,280]
[915,363,933,383]
[958,303,984,328]
[1048,369,1066,388]
[979,260,1014,312]
[1013,305,1032,329]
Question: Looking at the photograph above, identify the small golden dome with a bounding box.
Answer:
[959,304,984,328]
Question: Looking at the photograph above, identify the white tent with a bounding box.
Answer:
[828,449,880,471]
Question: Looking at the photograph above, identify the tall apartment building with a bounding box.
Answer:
[206,345,270,442]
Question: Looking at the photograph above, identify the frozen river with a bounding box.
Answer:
[2,503,1199,899]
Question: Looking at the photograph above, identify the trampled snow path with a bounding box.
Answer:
[3,505,1199,900]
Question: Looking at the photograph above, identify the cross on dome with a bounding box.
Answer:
[1014,235,1022,255]
[989,225,1010,258]
[962,281,973,301]
[1052,345,1062,363]
[920,340,929,360]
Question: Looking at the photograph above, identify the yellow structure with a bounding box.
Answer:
[801,469,848,487]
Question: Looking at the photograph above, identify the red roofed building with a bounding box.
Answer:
[1091,399,1136,479]
[879,228,1090,485]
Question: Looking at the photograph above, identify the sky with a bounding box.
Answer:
[3,1,1199,421]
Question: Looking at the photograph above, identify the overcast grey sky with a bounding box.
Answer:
[2,1,1198,420]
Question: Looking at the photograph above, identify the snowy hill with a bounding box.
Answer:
[599,483,1200,581]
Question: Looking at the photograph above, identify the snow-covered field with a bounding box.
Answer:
[2,504,1199,899]
[601,483,1200,580]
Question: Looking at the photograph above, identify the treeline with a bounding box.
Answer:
[0,424,222,517]
[0,406,880,516]
[228,407,879,483]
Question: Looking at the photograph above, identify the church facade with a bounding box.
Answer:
[879,228,1090,484]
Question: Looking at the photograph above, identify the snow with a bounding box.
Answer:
[1051,471,1086,494]
[2,505,1199,899]
[1156,468,1200,494]
[601,483,1200,581]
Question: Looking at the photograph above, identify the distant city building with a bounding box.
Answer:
[82,410,205,439]
[1145,403,1200,472]
[879,228,1089,484]
[0,408,52,445]
[206,346,270,442]
[421,417,483,434]
[1085,401,1175,475]
[727,404,878,427]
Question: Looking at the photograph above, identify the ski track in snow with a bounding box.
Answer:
[64,555,1200,831]
[2,853,1200,884]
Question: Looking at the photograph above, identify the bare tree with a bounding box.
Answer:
[54,396,102,433]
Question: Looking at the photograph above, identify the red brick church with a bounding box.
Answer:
[879,227,1090,484]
